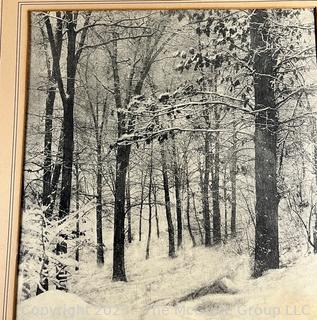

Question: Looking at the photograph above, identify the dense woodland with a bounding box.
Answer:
[18,8,317,305]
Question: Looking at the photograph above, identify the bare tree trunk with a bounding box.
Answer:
[75,154,80,271]
[110,30,151,280]
[224,167,228,240]
[153,182,160,238]
[45,129,63,219]
[84,72,109,268]
[56,13,77,291]
[212,110,221,245]
[42,11,63,215]
[230,119,237,238]
[186,165,196,247]
[111,32,129,281]
[113,144,131,281]
[251,10,279,277]
[202,134,212,246]
[96,139,105,265]
[126,169,132,244]
[146,144,153,259]
[112,113,132,280]
[192,192,204,245]
[139,171,145,242]
[110,21,166,280]
[58,12,76,221]
[172,139,183,249]
[42,87,56,209]
[161,143,176,258]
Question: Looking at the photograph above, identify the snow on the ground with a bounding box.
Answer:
[16,290,108,320]
[143,254,317,320]
[16,237,317,320]
[69,239,249,319]
[236,255,317,320]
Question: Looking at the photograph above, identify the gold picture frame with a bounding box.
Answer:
[1,1,317,319]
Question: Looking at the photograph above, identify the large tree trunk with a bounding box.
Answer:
[113,144,131,281]
[110,32,128,281]
[42,12,62,213]
[251,10,279,277]
[212,111,221,245]
[161,143,176,258]
[172,139,183,249]
[58,12,76,221]
[202,134,212,246]
[112,136,131,280]
[110,31,135,281]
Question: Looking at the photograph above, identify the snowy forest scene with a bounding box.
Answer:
[16,8,317,320]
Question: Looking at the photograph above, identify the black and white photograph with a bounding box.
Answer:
[16,7,317,319]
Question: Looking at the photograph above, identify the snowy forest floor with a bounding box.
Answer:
[17,238,317,320]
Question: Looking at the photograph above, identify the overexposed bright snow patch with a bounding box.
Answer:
[16,290,110,320]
